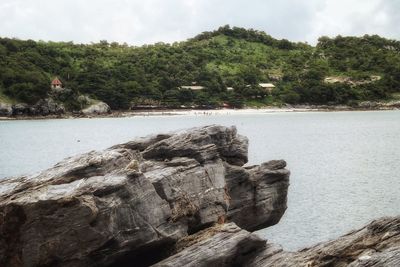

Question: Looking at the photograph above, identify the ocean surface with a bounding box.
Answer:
[1,110,399,250]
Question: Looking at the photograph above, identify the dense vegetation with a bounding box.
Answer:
[1,25,400,110]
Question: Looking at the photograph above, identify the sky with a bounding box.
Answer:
[0,0,399,45]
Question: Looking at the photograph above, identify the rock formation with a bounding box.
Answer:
[153,223,266,267]
[30,98,65,115]
[0,95,111,118]
[82,101,111,115]
[0,125,289,267]
[0,102,13,116]
[0,99,65,117]
[156,216,400,267]
[11,103,30,116]
[2,124,396,266]
[250,216,400,266]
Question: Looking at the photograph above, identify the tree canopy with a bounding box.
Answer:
[1,26,399,109]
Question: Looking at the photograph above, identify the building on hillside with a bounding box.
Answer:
[51,77,63,89]
[227,87,234,91]
[180,85,205,91]
[258,83,275,93]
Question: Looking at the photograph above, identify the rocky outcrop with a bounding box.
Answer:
[157,216,400,267]
[225,160,289,231]
[0,102,13,116]
[153,223,266,267]
[1,124,398,267]
[383,100,400,108]
[0,96,110,118]
[324,75,381,86]
[11,103,30,115]
[1,99,65,117]
[30,98,65,115]
[249,216,400,266]
[82,101,111,115]
[0,125,289,267]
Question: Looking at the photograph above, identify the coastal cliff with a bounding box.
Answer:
[0,125,289,266]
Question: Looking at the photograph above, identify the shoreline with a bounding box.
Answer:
[0,106,399,121]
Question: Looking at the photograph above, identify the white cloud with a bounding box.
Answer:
[0,0,399,45]
[307,0,397,42]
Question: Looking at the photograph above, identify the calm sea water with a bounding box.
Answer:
[1,110,399,250]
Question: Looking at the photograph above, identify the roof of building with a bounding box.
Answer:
[227,87,234,91]
[180,85,205,90]
[51,77,62,85]
[259,83,275,88]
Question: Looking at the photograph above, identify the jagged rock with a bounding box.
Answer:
[153,215,400,267]
[82,101,111,115]
[249,216,400,266]
[6,99,65,116]
[0,125,289,267]
[152,223,266,267]
[225,160,289,231]
[31,98,65,115]
[0,102,13,116]
[359,101,379,108]
[12,103,29,115]
[383,100,400,108]
[157,216,400,267]
[77,95,91,108]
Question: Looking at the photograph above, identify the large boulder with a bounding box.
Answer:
[0,125,289,267]
[225,160,289,231]
[82,101,111,115]
[0,102,13,116]
[153,223,266,267]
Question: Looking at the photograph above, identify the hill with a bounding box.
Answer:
[1,25,400,111]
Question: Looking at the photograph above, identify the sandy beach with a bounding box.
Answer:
[1,106,398,121]
[120,108,314,117]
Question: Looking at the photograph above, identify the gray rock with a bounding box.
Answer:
[12,103,29,115]
[359,101,379,108]
[383,100,400,108]
[0,125,289,267]
[76,95,91,109]
[249,216,400,267]
[152,223,266,267]
[31,98,65,115]
[155,216,400,267]
[0,102,13,116]
[82,101,111,115]
[225,161,289,231]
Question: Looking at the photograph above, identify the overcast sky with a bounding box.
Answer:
[0,0,399,45]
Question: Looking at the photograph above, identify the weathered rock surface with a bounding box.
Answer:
[0,125,289,267]
[0,98,65,117]
[1,96,110,117]
[250,216,400,267]
[11,103,30,115]
[30,98,65,115]
[225,160,289,231]
[153,223,266,267]
[156,217,400,267]
[82,101,111,115]
[0,102,13,116]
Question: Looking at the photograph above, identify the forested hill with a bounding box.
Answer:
[1,25,400,110]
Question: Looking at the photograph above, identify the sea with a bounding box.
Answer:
[1,110,399,250]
